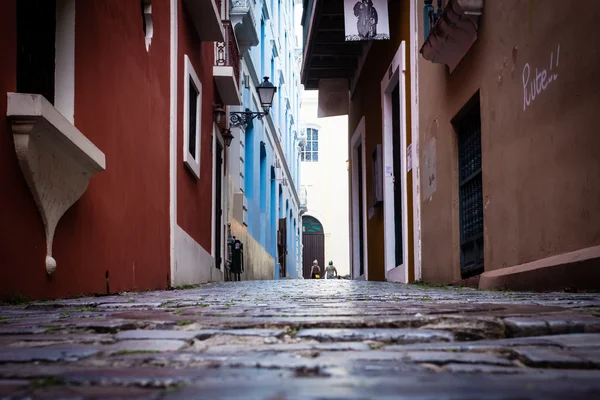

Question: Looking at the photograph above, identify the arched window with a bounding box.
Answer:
[302,215,323,233]
[301,128,319,162]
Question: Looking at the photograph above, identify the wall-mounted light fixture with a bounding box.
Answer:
[230,77,277,127]
[213,104,226,124]
[222,128,234,147]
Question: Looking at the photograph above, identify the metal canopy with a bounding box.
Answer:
[301,0,364,90]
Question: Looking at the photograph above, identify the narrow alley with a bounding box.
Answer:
[0,280,599,399]
[1,0,600,397]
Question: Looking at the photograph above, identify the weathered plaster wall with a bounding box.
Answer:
[348,0,412,282]
[230,219,275,280]
[418,0,600,283]
[0,0,172,300]
[176,0,215,252]
[173,225,222,286]
[66,0,172,294]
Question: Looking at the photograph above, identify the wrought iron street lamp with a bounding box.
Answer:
[222,129,234,147]
[213,104,226,124]
[230,77,277,127]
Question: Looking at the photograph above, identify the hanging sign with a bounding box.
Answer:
[344,0,390,41]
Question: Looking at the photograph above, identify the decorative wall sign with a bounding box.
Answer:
[344,0,390,41]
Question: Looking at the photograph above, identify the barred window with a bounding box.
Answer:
[456,97,484,278]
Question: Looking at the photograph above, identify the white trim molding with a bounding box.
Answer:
[142,0,153,51]
[351,117,368,281]
[55,0,76,124]
[380,42,410,283]
[7,93,106,275]
[169,0,178,285]
[410,0,422,281]
[211,125,225,271]
[183,54,202,179]
[173,225,220,286]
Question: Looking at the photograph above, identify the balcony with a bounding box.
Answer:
[420,0,484,72]
[183,0,224,42]
[214,21,242,105]
[300,0,365,90]
[230,0,259,52]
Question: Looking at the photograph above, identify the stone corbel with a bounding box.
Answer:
[420,0,484,72]
[7,93,106,275]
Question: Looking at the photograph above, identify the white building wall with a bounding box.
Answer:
[300,91,351,276]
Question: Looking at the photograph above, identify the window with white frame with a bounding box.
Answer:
[301,128,319,162]
[183,55,202,179]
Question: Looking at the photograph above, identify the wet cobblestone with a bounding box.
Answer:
[0,280,599,398]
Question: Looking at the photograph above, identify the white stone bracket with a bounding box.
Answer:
[7,93,106,275]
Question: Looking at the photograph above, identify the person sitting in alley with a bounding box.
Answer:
[310,259,321,279]
[325,261,338,280]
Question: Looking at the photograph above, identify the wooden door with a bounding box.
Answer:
[302,233,325,278]
[278,218,287,278]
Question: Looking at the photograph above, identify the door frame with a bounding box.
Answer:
[211,124,225,272]
[409,0,422,281]
[380,42,410,282]
[351,117,368,281]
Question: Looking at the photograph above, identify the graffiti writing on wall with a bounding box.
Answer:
[522,44,560,111]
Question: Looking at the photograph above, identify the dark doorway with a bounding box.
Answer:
[17,0,56,102]
[302,216,325,279]
[391,83,404,267]
[278,218,287,278]
[214,140,224,269]
[357,144,365,277]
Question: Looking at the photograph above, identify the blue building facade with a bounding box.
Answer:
[227,0,303,279]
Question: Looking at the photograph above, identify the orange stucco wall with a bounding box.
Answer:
[176,0,215,252]
[418,0,600,283]
[0,0,171,300]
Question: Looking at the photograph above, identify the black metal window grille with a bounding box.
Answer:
[456,103,484,278]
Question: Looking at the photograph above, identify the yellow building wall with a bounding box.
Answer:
[348,0,413,281]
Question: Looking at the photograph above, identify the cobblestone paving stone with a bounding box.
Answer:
[0,280,599,399]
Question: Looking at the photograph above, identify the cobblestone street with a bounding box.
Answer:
[0,280,600,399]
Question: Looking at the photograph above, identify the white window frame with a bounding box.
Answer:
[183,54,202,179]
[301,127,319,162]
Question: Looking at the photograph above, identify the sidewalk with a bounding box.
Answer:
[0,280,599,399]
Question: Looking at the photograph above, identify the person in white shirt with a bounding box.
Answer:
[324,261,338,279]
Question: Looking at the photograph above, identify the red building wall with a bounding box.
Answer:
[176,0,215,251]
[0,0,49,299]
[0,0,171,300]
